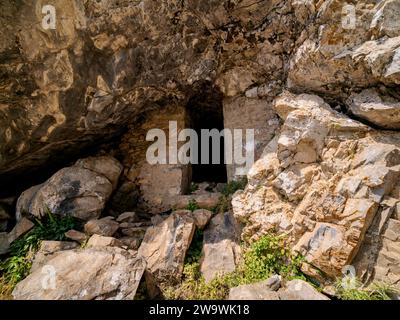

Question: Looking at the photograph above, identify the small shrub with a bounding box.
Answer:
[335,278,398,300]
[186,199,200,212]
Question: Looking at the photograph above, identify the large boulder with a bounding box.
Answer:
[200,212,242,283]
[16,156,122,221]
[12,247,146,300]
[138,211,195,283]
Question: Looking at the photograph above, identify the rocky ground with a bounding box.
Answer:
[1,0,400,300]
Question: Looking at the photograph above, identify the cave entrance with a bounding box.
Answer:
[186,86,227,183]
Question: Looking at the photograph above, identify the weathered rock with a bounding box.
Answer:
[172,193,222,211]
[116,212,139,223]
[119,237,142,251]
[191,209,213,229]
[16,156,122,221]
[0,204,10,232]
[84,217,119,237]
[347,89,400,129]
[229,278,329,300]
[229,283,280,300]
[278,280,330,300]
[31,241,79,272]
[229,274,282,300]
[0,204,10,220]
[86,235,123,249]
[65,229,88,244]
[0,217,35,255]
[13,247,146,300]
[233,91,400,281]
[200,212,241,283]
[138,211,195,283]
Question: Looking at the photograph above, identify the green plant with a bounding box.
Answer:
[335,278,398,300]
[186,199,200,212]
[0,209,78,298]
[163,233,308,300]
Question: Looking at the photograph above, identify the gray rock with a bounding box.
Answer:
[16,156,122,221]
[347,89,400,129]
[13,247,146,300]
[0,217,35,254]
[228,275,282,300]
[229,278,329,300]
[86,234,123,248]
[84,217,119,237]
[191,209,213,229]
[65,229,88,244]
[116,212,139,223]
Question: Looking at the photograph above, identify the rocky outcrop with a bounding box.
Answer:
[16,156,122,221]
[12,247,146,300]
[84,217,120,237]
[200,212,242,283]
[233,91,400,283]
[138,211,195,283]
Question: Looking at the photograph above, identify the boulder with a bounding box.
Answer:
[278,280,330,300]
[347,89,400,129]
[228,275,282,300]
[138,211,195,283]
[116,212,139,223]
[191,209,213,229]
[16,157,122,221]
[233,91,400,281]
[12,247,146,300]
[84,217,119,237]
[200,212,242,283]
[86,235,123,249]
[172,193,222,211]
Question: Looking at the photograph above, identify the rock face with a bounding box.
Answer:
[138,211,195,283]
[233,91,400,284]
[347,89,400,129]
[0,218,34,255]
[200,212,241,283]
[12,247,146,300]
[16,156,122,220]
[84,217,120,237]
[2,0,400,299]
[229,278,329,300]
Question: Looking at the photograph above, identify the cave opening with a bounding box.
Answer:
[186,86,227,184]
